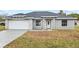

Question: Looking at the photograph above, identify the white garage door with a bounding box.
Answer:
[8,20,32,29]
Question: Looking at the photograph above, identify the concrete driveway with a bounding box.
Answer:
[0,30,27,48]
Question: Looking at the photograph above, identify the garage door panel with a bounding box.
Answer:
[8,20,31,29]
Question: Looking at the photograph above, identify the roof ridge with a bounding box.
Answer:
[14,13,25,15]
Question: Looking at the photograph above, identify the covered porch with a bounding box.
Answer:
[32,17,55,30]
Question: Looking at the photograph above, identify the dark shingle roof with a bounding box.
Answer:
[8,11,77,20]
[14,13,25,15]
[26,11,58,17]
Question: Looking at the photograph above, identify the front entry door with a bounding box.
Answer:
[46,20,51,29]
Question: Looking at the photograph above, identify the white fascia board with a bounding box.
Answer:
[32,18,42,19]
[56,17,77,19]
[41,16,57,17]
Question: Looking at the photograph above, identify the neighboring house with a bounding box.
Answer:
[0,16,6,26]
[75,20,79,26]
[5,11,77,30]
[0,21,5,26]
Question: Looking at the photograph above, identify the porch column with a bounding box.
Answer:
[53,18,56,29]
[42,18,46,29]
[51,18,56,29]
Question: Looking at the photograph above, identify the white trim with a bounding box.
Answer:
[57,18,77,19]
[41,16,57,17]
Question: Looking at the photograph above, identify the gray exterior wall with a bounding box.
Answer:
[33,18,75,30]
[55,20,75,29]
[51,18,56,29]
[5,16,75,30]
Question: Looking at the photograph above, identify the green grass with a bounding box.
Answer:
[4,29,79,48]
[75,25,79,30]
[0,25,5,31]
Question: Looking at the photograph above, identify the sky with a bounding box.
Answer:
[0,0,79,16]
[0,0,79,15]
[0,10,79,16]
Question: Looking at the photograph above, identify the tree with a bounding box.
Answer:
[0,16,5,21]
[59,10,66,16]
[68,13,79,19]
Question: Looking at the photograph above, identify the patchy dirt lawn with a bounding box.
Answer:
[4,29,79,48]
[0,25,5,31]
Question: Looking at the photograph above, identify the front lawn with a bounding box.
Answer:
[0,25,5,31]
[4,29,79,48]
[75,25,79,30]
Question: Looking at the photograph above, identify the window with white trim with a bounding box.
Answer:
[36,20,41,26]
[62,20,67,26]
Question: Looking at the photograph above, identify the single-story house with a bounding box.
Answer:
[5,11,77,30]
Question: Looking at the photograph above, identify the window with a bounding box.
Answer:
[48,21,50,25]
[36,20,41,26]
[62,20,67,26]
